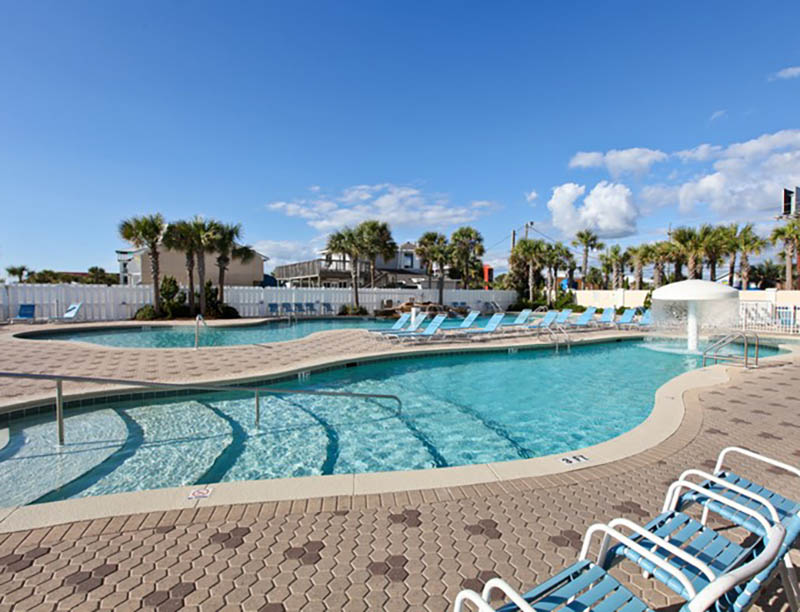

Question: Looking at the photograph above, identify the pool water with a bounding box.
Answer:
[0,339,778,506]
[28,315,517,348]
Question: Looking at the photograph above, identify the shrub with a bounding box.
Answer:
[134,305,158,320]
[338,304,368,316]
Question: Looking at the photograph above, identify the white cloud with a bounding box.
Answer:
[546,181,639,238]
[639,184,678,210]
[525,190,538,203]
[770,66,800,81]
[677,129,800,213]
[569,151,604,169]
[308,185,321,192]
[252,239,321,269]
[569,148,667,177]
[675,143,723,162]
[267,183,487,233]
[710,109,727,121]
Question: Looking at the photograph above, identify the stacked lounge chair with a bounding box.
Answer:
[294,303,306,314]
[456,310,480,331]
[615,308,636,328]
[527,310,558,335]
[371,312,411,334]
[566,306,596,329]
[637,308,652,327]
[451,449,794,612]
[305,302,316,315]
[592,308,616,327]
[281,302,293,315]
[500,309,532,330]
[322,303,334,315]
[268,303,279,316]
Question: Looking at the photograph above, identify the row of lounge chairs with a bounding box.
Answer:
[453,446,800,612]
[267,302,336,316]
[372,307,652,343]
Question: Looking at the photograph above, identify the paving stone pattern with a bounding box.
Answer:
[0,329,799,610]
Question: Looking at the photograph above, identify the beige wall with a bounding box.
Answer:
[137,247,264,287]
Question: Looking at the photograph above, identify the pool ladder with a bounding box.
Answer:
[0,371,403,446]
[545,324,571,353]
[701,331,759,369]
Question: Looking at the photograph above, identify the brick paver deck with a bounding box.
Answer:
[0,324,798,611]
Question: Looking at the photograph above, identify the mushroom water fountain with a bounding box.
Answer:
[651,280,739,352]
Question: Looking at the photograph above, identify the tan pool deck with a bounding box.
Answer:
[0,320,799,611]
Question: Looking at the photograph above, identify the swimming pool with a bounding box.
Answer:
[0,339,777,506]
[23,315,516,348]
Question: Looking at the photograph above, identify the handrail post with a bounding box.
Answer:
[255,390,260,427]
[56,379,64,446]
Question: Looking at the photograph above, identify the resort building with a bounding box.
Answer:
[116,245,268,287]
[273,241,465,289]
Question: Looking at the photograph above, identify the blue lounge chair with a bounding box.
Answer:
[371,312,411,334]
[268,303,279,316]
[457,310,480,330]
[592,308,616,327]
[567,306,596,328]
[305,302,316,315]
[322,303,334,315]
[637,308,652,327]
[615,308,636,328]
[678,447,800,605]
[460,312,505,337]
[527,310,558,334]
[554,309,572,325]
[281,302,293,314]
[380,313,428,339]
[501,309,532,328]
[453,505,784,612]
[294,303,306,314]
[390,314,447,342]
[11,304,36,324]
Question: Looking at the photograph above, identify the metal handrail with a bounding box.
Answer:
[0,370,403,445]
[701,331,759,368]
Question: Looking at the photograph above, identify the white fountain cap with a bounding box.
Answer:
[652,279,738,302]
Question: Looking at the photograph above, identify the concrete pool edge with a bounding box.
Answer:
[2,339,793,533]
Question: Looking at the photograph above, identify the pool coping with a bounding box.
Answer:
[0,336,794,533]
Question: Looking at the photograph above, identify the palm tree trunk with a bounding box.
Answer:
[688,255,697,280]
[218,263,226,305]
[351,259,360,307]
[635,262,643,290]
[150,247,161,316]
[528,262,534,302]
[437,264,445,305]
[785,242,793,290]
[795,239,800,290]
[185,252,195,315]
[654,262,662,288]
[370,261,376,288]
[582,248,588,279]
[728,254,736,286]
[740,252,750,290]
[708,259,716,282]
[197,250,206,315]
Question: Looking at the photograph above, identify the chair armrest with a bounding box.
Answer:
[678,469,780,523]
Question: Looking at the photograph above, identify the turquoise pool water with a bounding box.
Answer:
[0,339,778,507]
[26,315,517,348]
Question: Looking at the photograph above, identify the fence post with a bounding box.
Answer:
[56,379,65,445]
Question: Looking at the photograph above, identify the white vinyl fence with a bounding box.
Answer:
[740,301,800,334]
[0,284,517,322]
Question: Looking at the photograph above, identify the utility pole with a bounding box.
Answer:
[510,229,516,251]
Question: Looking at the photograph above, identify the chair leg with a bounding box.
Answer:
[779,557,800,612]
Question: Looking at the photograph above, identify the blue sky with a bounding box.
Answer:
[1,1,799,276]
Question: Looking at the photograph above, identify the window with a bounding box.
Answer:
[403,253,414,269]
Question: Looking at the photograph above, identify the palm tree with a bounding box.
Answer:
[356,220,397,287]
[670,226,705,280]
[700,225,726,282]
[751,259,782,289]
[86,266,110,285]
[650,242,671,288]
[450,227,485,289]
[770,223,795,290]
[213,222,256,305]
[163,220,199,315]
[572,230,604,279]
[625,244,651,290]
[119,214,167,316]
[736,224,766,290]
[512,238,546,301]
[189,216,219,316]
[326,227,363,307]
[584,266,604,289]
[5,265,29,283]
[605,245,626,290]
[416,231,441,288]
[541,242,569,304]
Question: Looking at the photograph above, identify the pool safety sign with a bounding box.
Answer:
[560,454,589,465]
[188,487,213,500]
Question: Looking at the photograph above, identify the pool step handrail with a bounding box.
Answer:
[702,330,759,368]
[0,370,403,446]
